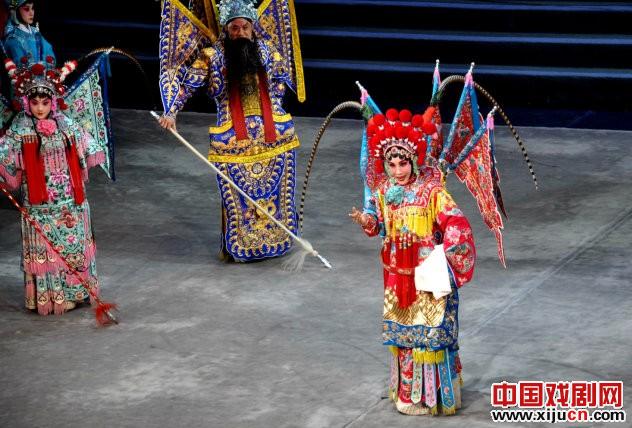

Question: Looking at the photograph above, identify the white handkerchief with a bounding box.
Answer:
[414,244,452,299]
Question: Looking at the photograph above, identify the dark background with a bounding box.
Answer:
[37,0,632,129]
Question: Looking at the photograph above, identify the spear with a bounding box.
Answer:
[150,111,332,270]
[0,183,118,326]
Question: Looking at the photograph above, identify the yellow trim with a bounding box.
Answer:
[288,0,306,102]
[208,113,293,134]
[257,0,273,15]
[412,348,445,365]
[388,346,399,357]
[257,0,306,102]
[442,406,457,416]
[207,137,299,163]
[171,0,217,42]
[382,187,442,240]
[378,192,388,231]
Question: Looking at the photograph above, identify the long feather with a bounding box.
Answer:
[298,101,362,233]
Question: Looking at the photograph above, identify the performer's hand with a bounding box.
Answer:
[159,115,176,131]
[349,207,369,227]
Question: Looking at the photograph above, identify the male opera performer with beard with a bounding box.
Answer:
[159,0,301,262]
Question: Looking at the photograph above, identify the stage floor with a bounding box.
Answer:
[1,110,631,427]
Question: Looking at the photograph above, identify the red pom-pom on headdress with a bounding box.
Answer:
[422,122,437,135]
[399,109,412,124]
[46,56,55,65]
[383,125,394,139]
[372,114,385,127]
[411,114,424,128]
[394,123,408,140]
[30,63,45,76]
[409,130,422,143]
[366,122,377,138]
[369,108,432,165]
[385,108,399,122]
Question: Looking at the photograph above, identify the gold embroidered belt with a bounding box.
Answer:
[207,136,299,164]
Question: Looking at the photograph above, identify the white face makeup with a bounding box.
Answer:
[18,3,35,25]
[29,96,52,120]
[387,156,412,185]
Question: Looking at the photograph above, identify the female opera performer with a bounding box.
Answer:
[349,109,476,416]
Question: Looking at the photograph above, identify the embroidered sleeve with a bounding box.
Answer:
[76,125,106,173]
[3,33,28,64]
[40,34,56,64]
[0,132,22,189]
[204,47,225,100]
[362,192,383,237]
[164,47,217,118]
[434,188,476,287]
[269,48,290,98]
[257,41,288,99]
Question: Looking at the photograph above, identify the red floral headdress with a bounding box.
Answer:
[4,55,76,111]
[365,107,438,174]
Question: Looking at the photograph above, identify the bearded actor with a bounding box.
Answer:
[159,0,300,262]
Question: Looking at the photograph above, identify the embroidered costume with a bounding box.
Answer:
[159,0,305,261]
[359,108,475,415]
[0,58,110,315]
[351,63,522,415]
[2,0,55,66]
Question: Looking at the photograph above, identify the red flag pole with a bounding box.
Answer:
[0,183,118,326]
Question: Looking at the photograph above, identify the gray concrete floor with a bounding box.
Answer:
[1,109,631,428]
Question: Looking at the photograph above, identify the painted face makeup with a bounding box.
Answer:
[29,96,52,120]
[18,3,35,25]
[387,156,412,185]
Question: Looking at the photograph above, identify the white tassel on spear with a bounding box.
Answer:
[150,111,332,270]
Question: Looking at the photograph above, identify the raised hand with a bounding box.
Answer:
[348,206,369,227]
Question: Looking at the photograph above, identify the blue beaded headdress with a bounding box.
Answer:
[5,0,29,9]
[218,0,257,26]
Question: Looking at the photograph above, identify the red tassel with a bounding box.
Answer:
[95,302,118,326]
[66,139,85,204]
[257,69,277,143]
[22,136,48,204]
[229,83,248,141]
[394,240,417,308]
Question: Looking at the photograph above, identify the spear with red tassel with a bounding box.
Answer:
[0,183,118,326]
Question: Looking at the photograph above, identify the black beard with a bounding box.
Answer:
[224,37,261,83]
